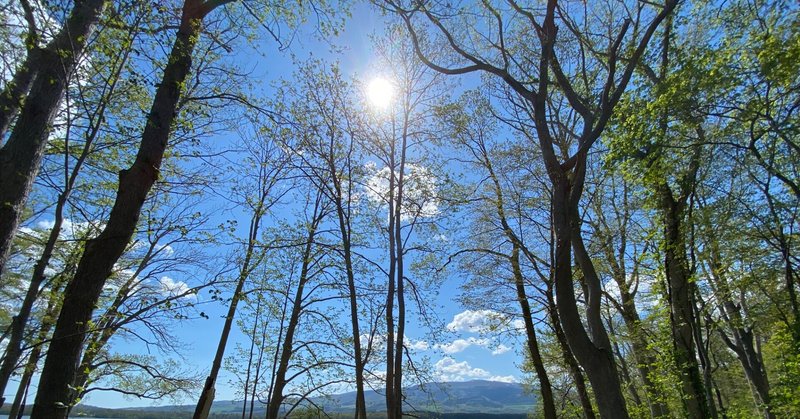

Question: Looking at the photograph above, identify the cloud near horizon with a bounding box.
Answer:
[434,357,517,383]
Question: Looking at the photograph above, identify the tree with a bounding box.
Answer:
[280,61,371,418]
[442,91,557,419]
[363,29,449,418]
[0,2,146,401]
[0,0,109,277]
[30,1,237,416]
[194,118,289,419]
[380,0,676,416]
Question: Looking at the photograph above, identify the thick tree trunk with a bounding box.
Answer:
[548,156,630,419]
[29,2,206,416]
[0,48,38,139]
[546,278,596,419]
[0,40,126,402]
[0,0,107,277]
[660,185,712,419]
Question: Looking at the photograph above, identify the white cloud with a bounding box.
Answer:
[489,374,517,383]
[157,276,194,300]
[33,218,103,241]
[407,339,430,351]
[447,309,510,333]
[433,357,517,383]
[435,337,489,354]
[434,357,492,381]
[363,163,440,220]
[435,337,512,356]
[491,344,512,355]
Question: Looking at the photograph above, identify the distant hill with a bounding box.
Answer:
[43,380,537,418]
[321,380,536,414]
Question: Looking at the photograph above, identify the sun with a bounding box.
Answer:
[367,77,394,109]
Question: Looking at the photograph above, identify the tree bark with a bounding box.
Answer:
[0,49,38,139]
[332,165,368,419]
[551,162,629,418]
[30,1,210,416]
[0,34,129,403]
[7,272,65,419]
[593,181,670,417]
[265,202,321,419]
[0,0,108,277]
[704,240,774,418]
[481,145,557,419]
[546,263,595,419]
[511,246,557,419]
[660,184,712,418]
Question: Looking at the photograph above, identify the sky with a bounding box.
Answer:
[22,2,531,410]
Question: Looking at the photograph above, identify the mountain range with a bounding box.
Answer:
[46,380,538,418]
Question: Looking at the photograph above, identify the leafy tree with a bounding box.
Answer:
[0,0,109,276]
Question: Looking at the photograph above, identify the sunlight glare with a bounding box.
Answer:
[367,77,394,109]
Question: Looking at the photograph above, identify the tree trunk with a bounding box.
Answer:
[660,185,712,418]
[705,240,774,418]
[0,36,128,402]
[594,177,669,417]
[0,0,108,277]
[617,285,670,417]
[547,154,629,418]
[7,274,64,419]
[0,48,38,139]
[511,247,557,419]
[385,137,398,419]
[30,2,207,416]
[266,205,321,419]
[195,194,267,418]
[546,281,596,419]
[326,150,368,419]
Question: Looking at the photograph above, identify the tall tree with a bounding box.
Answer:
[281,62,370,418]
[0,0,109,276]
[0,4,145,401]
[30,1,235,416]
[194,120,288,419]
[443,92,557,419]
[381,0,676,416]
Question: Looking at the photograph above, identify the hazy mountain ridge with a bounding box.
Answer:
[43,380,537,418]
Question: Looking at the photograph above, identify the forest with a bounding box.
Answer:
[0,0,798,418]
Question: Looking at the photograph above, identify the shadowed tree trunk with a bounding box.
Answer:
[0,0,108,277]
[0,0,41,137]
[545,280,595,419]
[6,271,69,418]
[657,154,712,418]
[511,246,557,419]
[474,133,557,419]
[29,1,232,417]
[265,196,323,419]
[0,30,134,404]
